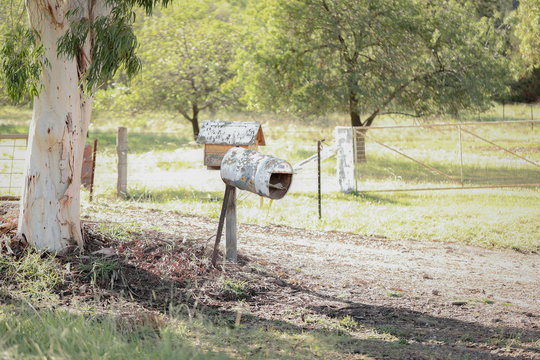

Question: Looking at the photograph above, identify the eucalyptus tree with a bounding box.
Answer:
[127,1,241,138]
[0,0,170,251]
[241,0,511,159]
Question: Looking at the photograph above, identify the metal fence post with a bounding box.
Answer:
[458,125,464,185]
[352,126,357,192]
[318,139,324,220]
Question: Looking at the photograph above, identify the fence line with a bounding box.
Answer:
[3,121,538,201]
[352,119,537,130]
[350,121,539,193]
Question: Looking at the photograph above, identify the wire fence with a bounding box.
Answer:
[111,129,338,197]
[0,135,27,200]
[352,120,539,192]
[2,120,539,201]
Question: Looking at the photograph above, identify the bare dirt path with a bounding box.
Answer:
[88,206,540,359]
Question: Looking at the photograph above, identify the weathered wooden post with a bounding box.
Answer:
[116,127,127,198]
[89,139,98,202]
[334,127,355,193]
[81,139,98,201]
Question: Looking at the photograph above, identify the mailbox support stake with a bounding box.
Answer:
[225,186,237,263]
[212,185,233,267]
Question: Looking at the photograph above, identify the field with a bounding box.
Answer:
[3,104,538,251]
[0,104,539,359]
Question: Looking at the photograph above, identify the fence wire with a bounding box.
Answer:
[352,121,539,192]
[3,121,538,201]
[0,135,27,200]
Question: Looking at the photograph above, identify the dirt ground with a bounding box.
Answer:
[85,205,540,359]
[2,203,539,359]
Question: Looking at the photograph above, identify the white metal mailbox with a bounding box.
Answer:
[220,147,293,200]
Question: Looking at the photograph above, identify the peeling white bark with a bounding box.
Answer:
[18,0,105,251]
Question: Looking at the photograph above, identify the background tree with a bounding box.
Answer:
[109,1,242,139]
[0,0,31,105]
[0,0,169,251]
[515,0,540,68]
[240,0,512,160]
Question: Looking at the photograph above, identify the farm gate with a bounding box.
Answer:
[349,121,539,192]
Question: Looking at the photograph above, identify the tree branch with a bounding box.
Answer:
[380,111,422,118]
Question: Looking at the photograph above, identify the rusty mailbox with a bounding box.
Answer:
[210,147,294,266]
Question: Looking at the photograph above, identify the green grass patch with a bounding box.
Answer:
[167,309,360,359]
[0,306,228,359]
[0,251,63,300]
[125,187,538,252]
[79,257,121,287]
[95,221,142,242]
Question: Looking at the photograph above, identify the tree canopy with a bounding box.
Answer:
[108,1,242,138]
[515,0,540,68]
[239,0,512,126]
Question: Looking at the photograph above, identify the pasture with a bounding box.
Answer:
[1,104,539,359]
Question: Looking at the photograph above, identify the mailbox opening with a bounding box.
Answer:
[269,172,293,199]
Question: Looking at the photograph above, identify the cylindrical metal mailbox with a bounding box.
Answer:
[220,147,293,200]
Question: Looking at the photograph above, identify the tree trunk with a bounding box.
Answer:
[18,0,100,251]
[191,103,200,140]
[349,92,367,163]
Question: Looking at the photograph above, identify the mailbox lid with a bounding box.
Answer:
[196,120,265,146]
[220,147,293,200]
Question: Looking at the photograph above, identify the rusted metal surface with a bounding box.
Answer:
[81,145,93,188]
[197,120,265,146]
[203,144,252,168]
[220,147,293,200]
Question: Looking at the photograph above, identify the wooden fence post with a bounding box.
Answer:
[225,186,237,263]
[334,127,355,193]
[117,127,127,198]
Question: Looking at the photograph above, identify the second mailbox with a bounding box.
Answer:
[220,147,293,200]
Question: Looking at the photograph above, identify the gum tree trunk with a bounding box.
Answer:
[18,0,104,251]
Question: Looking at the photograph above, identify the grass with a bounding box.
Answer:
[95,221,142,241]
[80,257,121,287]
[1,105,538,358]
[0,305,229,359]
[0,250,63,300]
[87,185,538,252]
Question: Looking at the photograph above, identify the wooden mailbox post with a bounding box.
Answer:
[196,120,265,170]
